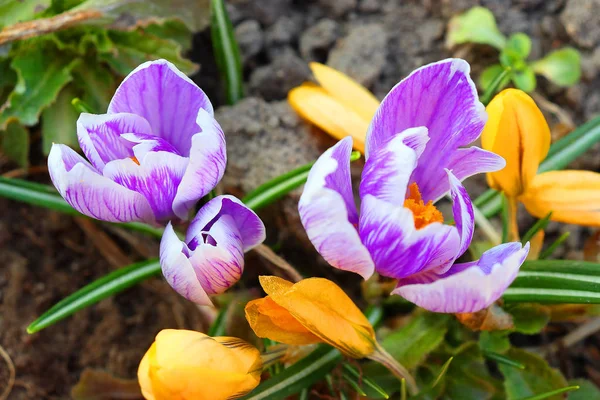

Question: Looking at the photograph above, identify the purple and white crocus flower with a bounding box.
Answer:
[48,59,227,224]
[48,59,266,304]
[299,59,530,313]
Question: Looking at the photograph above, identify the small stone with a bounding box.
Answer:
[327,24,387,86]
[266,16,302,46]
[560,0,600,48]
[318,0,357,17]
[359,0,381,13]
[416,19,444,49]
[235,20,264,63]
[229,0,292,26]
[299,19,339,61]
[249,48,311,100]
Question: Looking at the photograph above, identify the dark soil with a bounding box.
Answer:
[2,0,600,398]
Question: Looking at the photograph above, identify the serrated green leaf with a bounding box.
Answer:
[512,66,537,92]
[0,42,79,129]
[479,64,509,92]
[499,348,567,400]
[568,379,600,400]
[380,312,450,370]
[446,6,506,49]
[1,121,29,167]
[72,61,114,113]
[101,29,197,76]
[507,304,550,334]
[0,0,51,27]
[41,84,79,154]
[505,33,531,59]
[532,47,581,87]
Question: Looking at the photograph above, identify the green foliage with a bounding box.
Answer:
[1,121,29,167]
[0,0,51,27]
[568,379,600,400]
[41,84,79,154]
[507,304,551,334]
[499,348,568,400]
[450,6,581,93]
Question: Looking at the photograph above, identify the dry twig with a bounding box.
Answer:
[252,244,303,282]
[0,344,15,400]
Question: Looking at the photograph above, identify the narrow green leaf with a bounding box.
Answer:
[343,363,390,399]
[41,85,80,154]
[298,388,309,400]
[342,372,367,396]
[531,47,581,87]
[27,259,161,333]
[521,212,552,244]
[503,288,600,304]
[207,304,228,337]
[518,386,579,400]
[501,193,510,243]
[539,232,570,260]
[480,67,511,106]
[431,357,454,388]
[71,97,94,114]
[479,64,509,92]
[446,6,506,50]
[484,351,525,370]
[210,0,243,105]
[1,121,29,167]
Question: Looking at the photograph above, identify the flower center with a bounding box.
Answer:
[130,156,140,165]
[403,183,443,229]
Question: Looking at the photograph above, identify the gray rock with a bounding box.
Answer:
[266,16,303,46]
[248,48,311,100]
[229,0,292,26]
[299,19,340,61]
[561,0,600,48]
[327,24,387,86]
[235,20,264,63]
[359,0,381,13]
[318,0,357,18]
[416,19,445,49]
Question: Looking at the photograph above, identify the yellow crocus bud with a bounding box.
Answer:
[138,329,262,400]
[481,89,551,197]
[246,276,376,359]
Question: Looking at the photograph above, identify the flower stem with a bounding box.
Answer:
[480,67,511,106]
[369,344,418,396]
[260,345,289,370]
[507,196,520,242]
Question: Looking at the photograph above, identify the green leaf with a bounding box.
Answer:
[520,386,579,400]
[145,20,193,53]
[210,0,243,105]
[505,33,532,59]
[483,351,526,370]
[479,64,510,92]
[72,61,115,113]
[1,121,29,167]
[0,42,79,129]
[568,379,600,400]
[479,67,511,106]
[499,348,567,400]
[479,331,510,354]
[41,84,79,154]
[445,343,503,400]
[446,6,506,50]
[521,212,552,244]
[507,304,550,334]
[102,28,197,76]
[380,312,451,370]
[343,363,389,399]
[531,47,581,87]
[0,0,51,27]
[539,232,570,259]
[512,66,537,92]
[27,258,161,333]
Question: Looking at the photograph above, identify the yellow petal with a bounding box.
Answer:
[520,170,600,226]
[259,276,376,358]
[527,230,545,260]
[309,62,380,122]
[481,89,551,197]
[288,84,369,152]
[245,296,321,345]
[138,329,262,400]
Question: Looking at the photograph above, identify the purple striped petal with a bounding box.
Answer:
[186,195,265,252]
[121,132,181,160]
[173,109,227,219]
[103,152,189,222]
[77,113,152,171]
[160,222,213,305]
[429,147,506,202]
[359,127,428,207]
[393,242,530,313]
[447,170,474,260]
[48,144,154,223]
[299,137,375,279]
[107,60,213,155]
[359,194,460,279]
[365,59,487,202]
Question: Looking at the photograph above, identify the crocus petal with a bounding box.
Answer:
[48,144,154,223]
[310,62,380,122]
[394,242,530,313]
[359,127,428,207]
[521,170,600,226]
[428,146,506,202]
[288,84,370,152]
[160,223,213,306]
[77,113,152,170]
[186,195,265,252]
[359,194,460,278]
[120,132,180,160]
[172,109,227,219]
[365,58,487,202]
[299,137,375,279]
[447,170,474,259]
[187,214,245,296]
[482,89,551,197]
[103,152,189,222]
[107,59,213,155]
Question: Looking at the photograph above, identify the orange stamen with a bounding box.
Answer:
[130,156,140,165]
[403,183,444,229]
